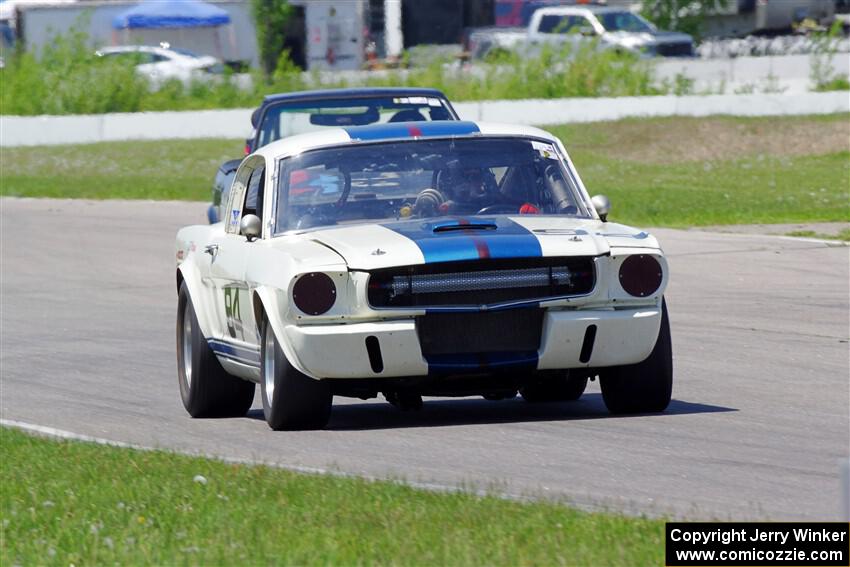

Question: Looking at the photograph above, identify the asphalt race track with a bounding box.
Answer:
[1,198,848,520]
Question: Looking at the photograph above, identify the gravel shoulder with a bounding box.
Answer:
[693,221,850,239]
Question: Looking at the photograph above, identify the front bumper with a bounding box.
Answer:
[284,306,662,379]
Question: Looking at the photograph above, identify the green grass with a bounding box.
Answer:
[1,427,664,565]
[1,115,848,227]
[569,151,849,227]
[0,138,243,201]
[548,115,850,227]
[814,77,850,92]
[0,30,661,116]
[2,28,849,116]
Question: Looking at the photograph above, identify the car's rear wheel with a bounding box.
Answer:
[599,298,673,414]
[519,371,588,402]
[177,283,255,418]
[260,318,332,430]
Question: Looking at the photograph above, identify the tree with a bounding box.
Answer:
[641,0,728,40]
[251,0,292,79]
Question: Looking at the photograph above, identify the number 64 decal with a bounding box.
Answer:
[223,286,244,340]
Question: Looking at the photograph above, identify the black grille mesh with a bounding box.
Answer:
[368,257,595,309]
[417,310,544,355]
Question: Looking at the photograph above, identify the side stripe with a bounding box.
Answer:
[382,217,542,264]
[208,339,261,367]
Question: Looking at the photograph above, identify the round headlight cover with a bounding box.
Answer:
[618,254,662,297]
[292,272,336,315]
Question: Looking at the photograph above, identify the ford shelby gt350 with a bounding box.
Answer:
[175,120,672,430]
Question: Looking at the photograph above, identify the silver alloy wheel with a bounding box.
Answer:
[182,304,193,388]
[263,324,276,408]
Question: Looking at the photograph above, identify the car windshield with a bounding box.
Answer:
[273,136,592,233]
[257,96,454,148]
[597,11,654,33]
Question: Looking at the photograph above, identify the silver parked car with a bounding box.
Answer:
[95,44,224,85]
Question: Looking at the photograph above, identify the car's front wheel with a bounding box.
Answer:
[177,283,255,417]
[599,298,673,414]
[260,318,332,430]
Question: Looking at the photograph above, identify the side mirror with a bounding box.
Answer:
[579,26,597,37]
[240,214,261,241]
[591,195,611,222]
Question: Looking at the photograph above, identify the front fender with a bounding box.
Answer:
[177,255,217,341]
[251,285,316,378]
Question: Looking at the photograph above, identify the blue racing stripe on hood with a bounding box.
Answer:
[344,121,479,141]
[382,217,542,263]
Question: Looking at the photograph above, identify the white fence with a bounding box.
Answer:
[1,91,848,147]
[455,91,850,124]
[1,109,251,147]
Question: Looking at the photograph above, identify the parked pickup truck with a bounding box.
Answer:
[466,5,695,60]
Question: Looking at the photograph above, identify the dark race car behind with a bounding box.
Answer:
[208,88,460,223]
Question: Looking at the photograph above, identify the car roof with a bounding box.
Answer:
[260,87,452,106]
[99,45,161,51]
[97,45,215,59]
[253,121,559,161]
[98,45,142,53]
[97,45,170,55]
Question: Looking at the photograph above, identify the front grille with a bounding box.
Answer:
[417,310,543,355]
[655,42,694,57]
[367,257,595,309]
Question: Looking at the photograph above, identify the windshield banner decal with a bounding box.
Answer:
[344,121,480,141]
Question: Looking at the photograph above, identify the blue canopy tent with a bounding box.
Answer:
[112,0,230,30]
[111,1,234,59]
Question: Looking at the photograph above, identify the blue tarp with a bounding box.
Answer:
[112,0,231,30]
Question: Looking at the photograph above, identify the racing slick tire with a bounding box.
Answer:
[519,371,588,402]
[177,283,255,418]
[599,298,672,414]
[260,318,332,430]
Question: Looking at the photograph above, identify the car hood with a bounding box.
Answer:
[296,216,659,271]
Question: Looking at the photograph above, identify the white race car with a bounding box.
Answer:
[175,121,672,430]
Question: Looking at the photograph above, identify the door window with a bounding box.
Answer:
[244,166,265,220]
[226,158,266,234]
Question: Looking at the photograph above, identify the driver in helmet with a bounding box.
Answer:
[439,166,494,214]
[413,166,493,217]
